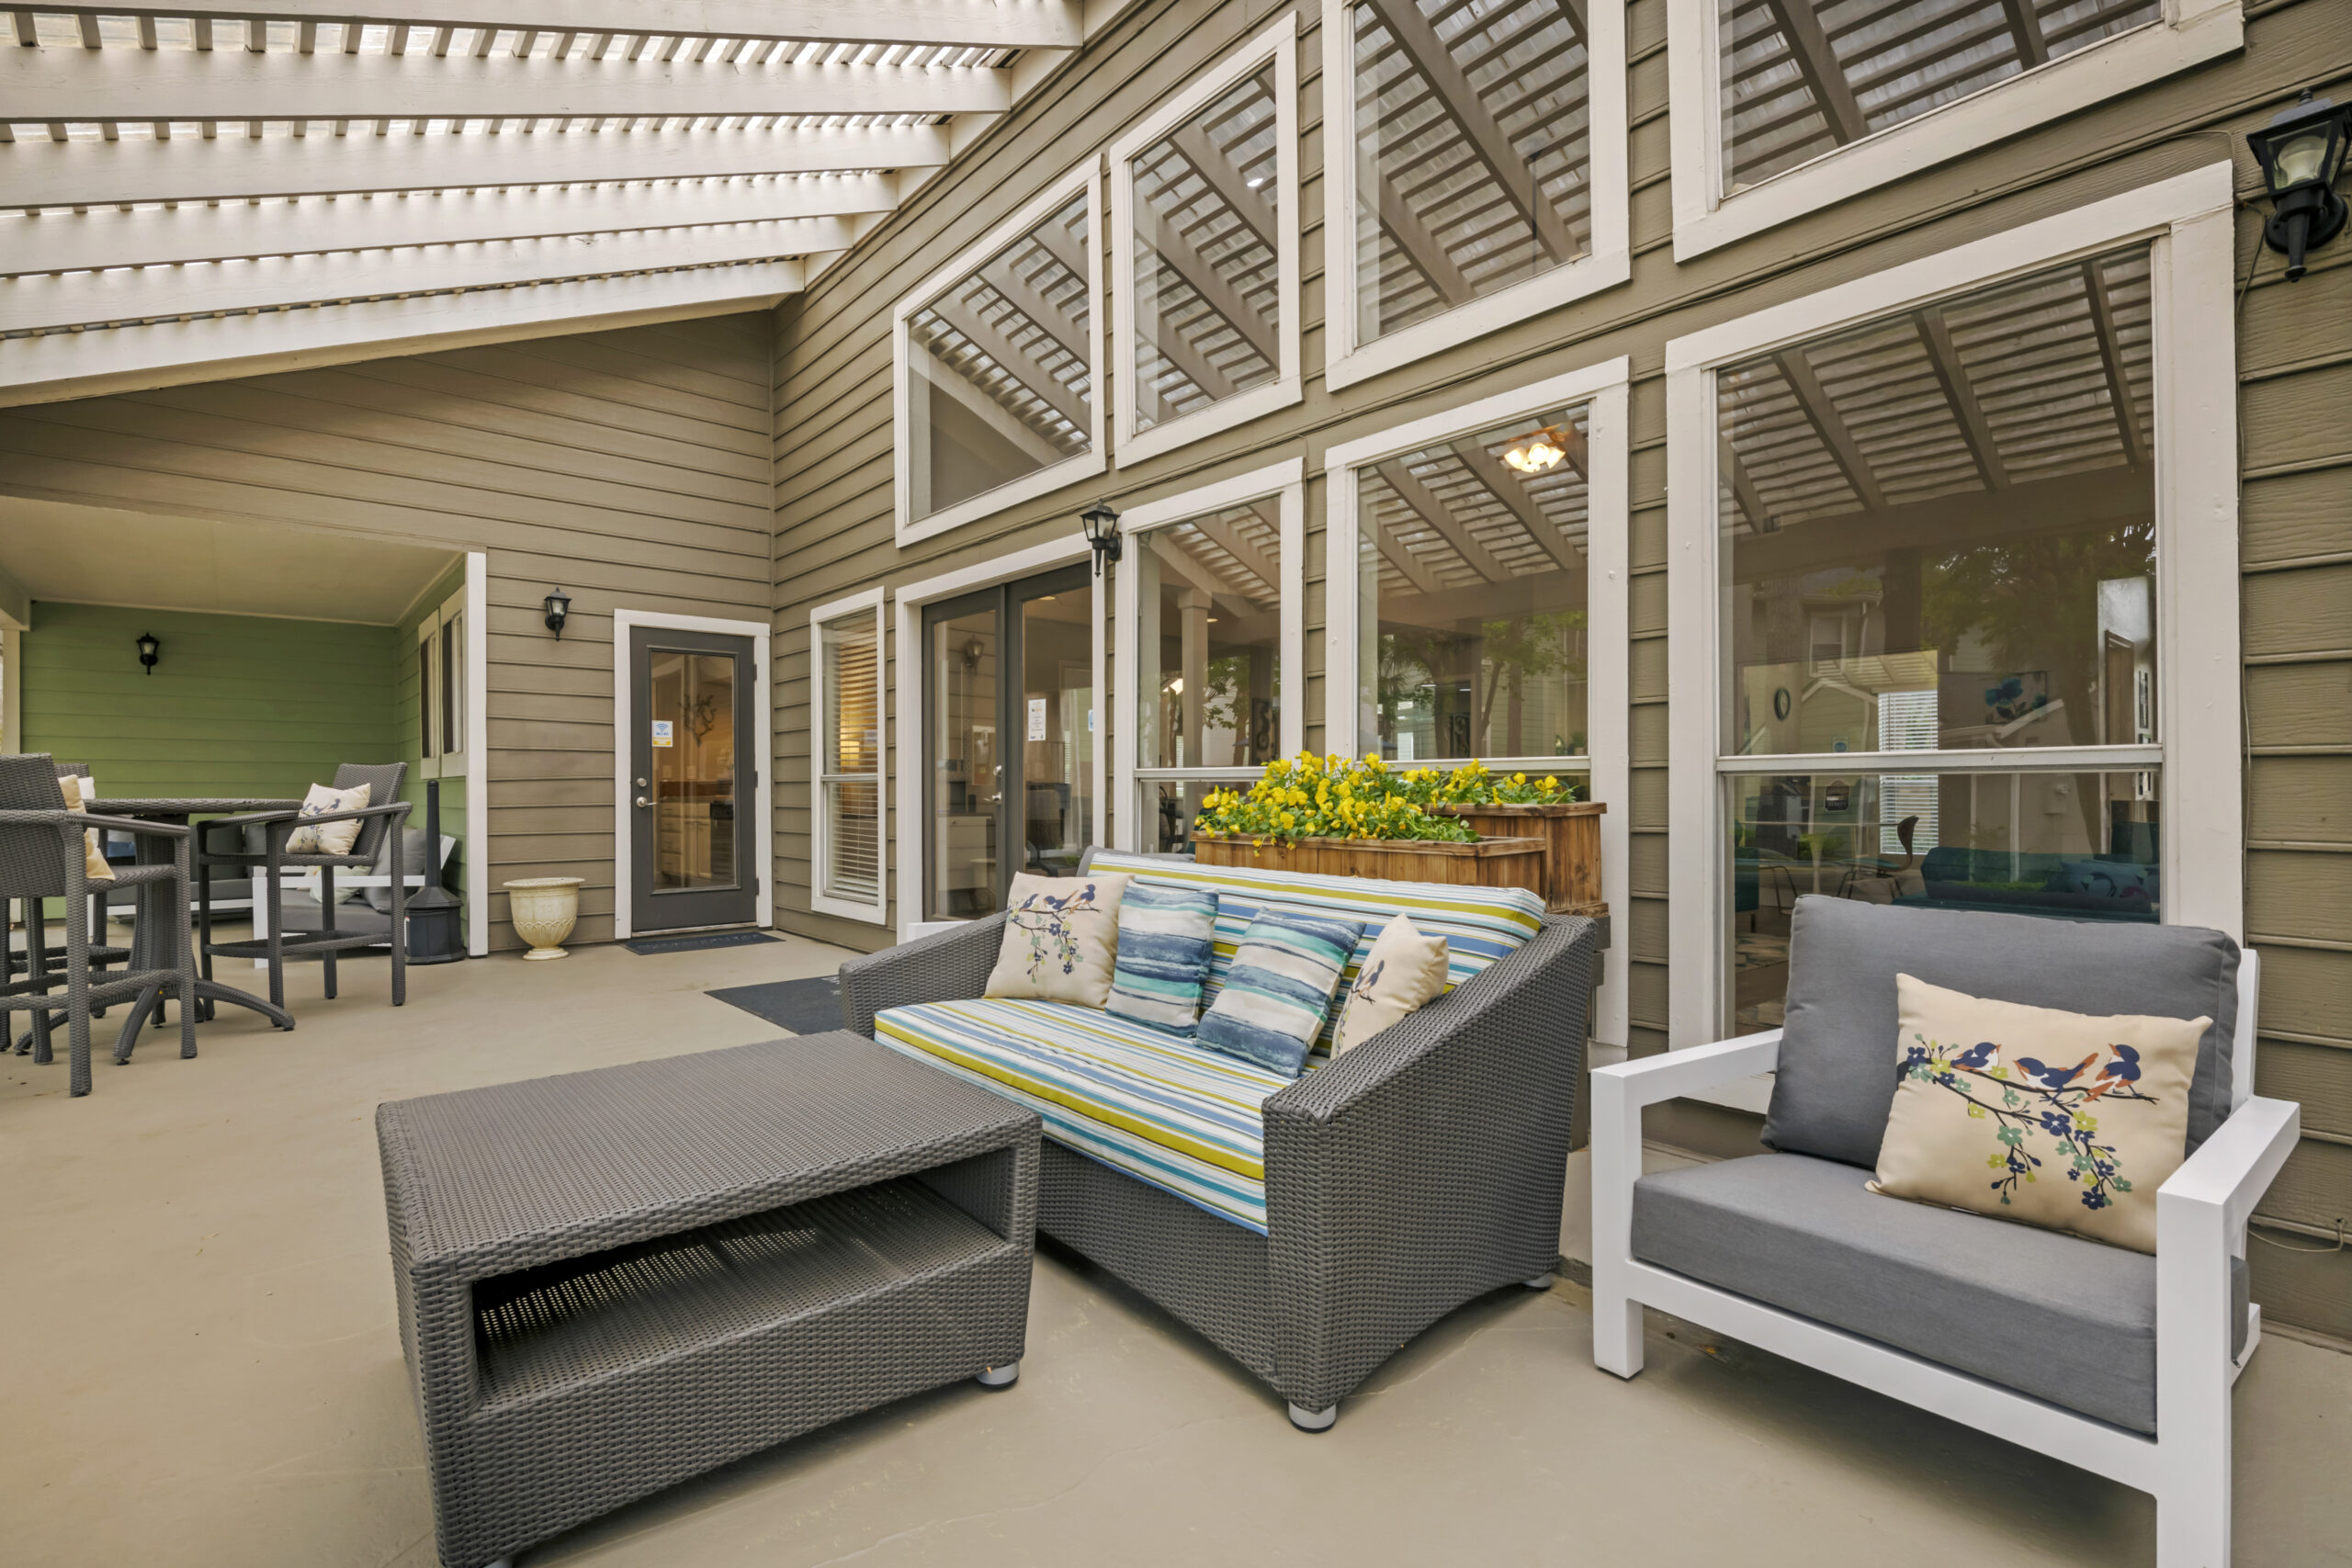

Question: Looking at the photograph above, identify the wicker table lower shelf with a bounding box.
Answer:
[378,1033,1040,1568]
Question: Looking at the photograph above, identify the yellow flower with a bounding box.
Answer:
[1279,811,1295,829]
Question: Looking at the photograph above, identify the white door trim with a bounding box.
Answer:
[612,606,774,942]
[1662,163,2242,1057]
[463,552,489,957]
[893,532,1095,942]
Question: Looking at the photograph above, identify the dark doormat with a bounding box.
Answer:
[707,975,842,1035]
[626,931,780,956]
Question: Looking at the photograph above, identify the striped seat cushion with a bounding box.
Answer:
[874,998,1284,1234]
[1085,851,1546,1050]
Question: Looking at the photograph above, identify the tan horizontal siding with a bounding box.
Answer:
[1,310,775,952]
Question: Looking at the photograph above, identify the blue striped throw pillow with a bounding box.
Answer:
[1195,904,1366,1077]
[1106,883,1220,1034]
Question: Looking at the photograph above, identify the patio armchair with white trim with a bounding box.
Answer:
[1591,896,2299,1568]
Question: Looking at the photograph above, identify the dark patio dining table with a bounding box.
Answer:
[85,797,300,1055]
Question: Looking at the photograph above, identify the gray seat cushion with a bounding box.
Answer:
[1632,1153,2248,1435]
[1764,896,2236,1168]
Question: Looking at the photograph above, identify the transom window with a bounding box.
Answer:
[1324,0,1628,388]
[1111,17,1303,463]
[1719,0,2162,195]
[1666,0,2245,257]
[895,169,1102,546]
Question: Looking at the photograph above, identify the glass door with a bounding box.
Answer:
[923,564,1094,919]
[628,626,757,933]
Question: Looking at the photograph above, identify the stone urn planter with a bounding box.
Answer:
[503,876,584,960]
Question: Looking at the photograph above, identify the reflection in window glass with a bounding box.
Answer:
[1357,402,1592,762]
[1717,244,2167,1034]
[1718,247,2156,759]
[1728,770,2162,1030]
[649,650,738,894]
[1143,779,1224,855]
[1136,504,1283,774]
[907,190,1092,524]
[928,607,999,920]
[1131,64,1283,432]
[1351,0,1593,342]
[1718,0,2162,195]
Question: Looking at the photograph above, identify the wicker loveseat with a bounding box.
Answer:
[839,848,1602,1431]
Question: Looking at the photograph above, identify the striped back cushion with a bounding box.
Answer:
[1085,852,1547,1049]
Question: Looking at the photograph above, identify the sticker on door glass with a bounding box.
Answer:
[651,719,674,748]
[1027,697,1047,742]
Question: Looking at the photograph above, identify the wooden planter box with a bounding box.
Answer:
[1193,831,1547,898]
[1430,801,1607,916]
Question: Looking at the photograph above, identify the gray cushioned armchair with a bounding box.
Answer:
[1591,896,2300,1568]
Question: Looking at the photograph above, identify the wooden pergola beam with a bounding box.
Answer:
[1167,121,1276,257]
[1721,439,1777,536]
[1454,442,1583,573]
[918,291,1089,433]
[1187,512,1282,602]
[24,1,1087,49]
[1374,458,1514,583]
[1374,170,1476,309]
[2079,259,2150,468]
[1996,0,2050,67]
[1772,346,1887,512]
[1360,0,1577,265]
[1760,0,1868,144]
[1136,217,1280,382]
[1913,306,2010,491]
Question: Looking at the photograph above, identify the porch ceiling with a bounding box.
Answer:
[0,2,1120,407]
[0,493,457,622]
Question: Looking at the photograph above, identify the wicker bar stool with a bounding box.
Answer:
[0,753,198,1096]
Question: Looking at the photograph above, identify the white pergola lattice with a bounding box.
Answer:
[0,2,1119,404]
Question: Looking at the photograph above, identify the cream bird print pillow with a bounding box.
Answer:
[1870,974,2208,1253]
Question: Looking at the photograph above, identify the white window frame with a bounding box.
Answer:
[1109,13,1303,467]
[414,607,444,781]
[412,584,469,781]
[1320,0,1631,391]
[1325,355,1634,1047]
[1663,164,2243,1098]
[893,164,1106,548]
[809,585,890,926]
[892,532,1101,943]
[1667,0,2245,260]
[1113,457,1307,852]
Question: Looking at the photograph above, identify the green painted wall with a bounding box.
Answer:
[22,602,399,802]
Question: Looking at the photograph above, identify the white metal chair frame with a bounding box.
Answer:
[1591,950,2298,1568]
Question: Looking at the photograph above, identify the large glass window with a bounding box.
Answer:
[1718,0,2163,195]
[1356,400,1592,768]
[1130,65,1283,432]
[1349,0,1593,341]
[1718,245,2161,1029]
[900,181,1096,537]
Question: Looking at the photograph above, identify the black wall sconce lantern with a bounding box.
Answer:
[542,588,572,640]
[1080,500,1122,578]
[135,630,160,674]
[2248,90,2349,281]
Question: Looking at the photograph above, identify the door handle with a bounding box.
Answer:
[635,795,652,808]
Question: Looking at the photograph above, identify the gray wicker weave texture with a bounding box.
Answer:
[842,897,1601,1418]
[377,1033,1040,1568]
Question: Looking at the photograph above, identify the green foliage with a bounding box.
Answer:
[1191,752,1581,845]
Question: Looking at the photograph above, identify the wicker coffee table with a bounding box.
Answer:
[377,1032,1039,1568]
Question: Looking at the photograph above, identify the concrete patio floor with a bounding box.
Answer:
[4,931,2346,1568]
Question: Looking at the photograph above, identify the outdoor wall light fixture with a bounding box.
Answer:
[1503,428,1568,475]
[542,588,571,639]
[2248,90,2349,281]
[1080,500,1123,577]
[135,630,160,674]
